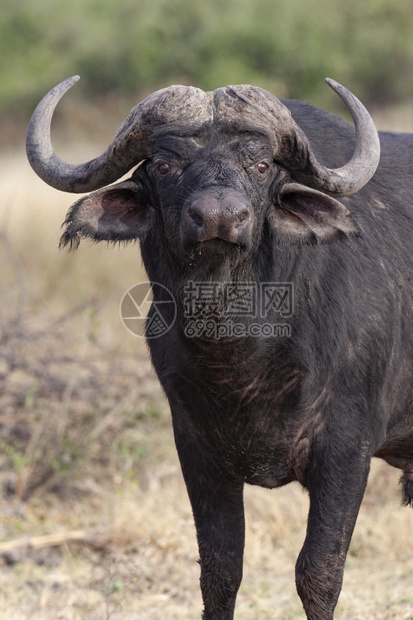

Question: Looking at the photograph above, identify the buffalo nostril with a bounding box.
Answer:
[188,206,204,228]
[235,208,250,225]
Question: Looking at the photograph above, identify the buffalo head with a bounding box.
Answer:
[26,77,380,271]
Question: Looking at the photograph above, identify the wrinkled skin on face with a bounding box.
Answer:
[61,124,360,286]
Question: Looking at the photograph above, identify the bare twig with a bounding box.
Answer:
[0,529,109,555]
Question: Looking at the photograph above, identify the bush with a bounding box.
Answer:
[2,0,413,130]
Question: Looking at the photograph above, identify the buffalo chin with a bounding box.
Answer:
[183,239,248,283]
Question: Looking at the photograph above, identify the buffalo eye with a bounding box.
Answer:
[257,162,269,174]
[157,163,171,176]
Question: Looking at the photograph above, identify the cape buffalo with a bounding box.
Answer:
[26,76,413,619]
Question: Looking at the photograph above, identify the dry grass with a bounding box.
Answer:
[0,142,413,620]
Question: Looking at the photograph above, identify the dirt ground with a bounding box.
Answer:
[0,142,413,620]
[0,458,412,619]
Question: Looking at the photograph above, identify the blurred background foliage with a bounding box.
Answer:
[2,0,413,145]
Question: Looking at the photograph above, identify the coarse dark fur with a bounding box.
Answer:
[56,97,413,619]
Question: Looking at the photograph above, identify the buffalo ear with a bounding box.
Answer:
[271,182,361,244]
[59,180,153,249]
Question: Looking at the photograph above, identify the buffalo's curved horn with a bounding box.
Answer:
[26,77,212,194]
[26,76,138,193]
[284,79,381,197]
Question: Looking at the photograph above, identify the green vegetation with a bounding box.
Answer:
[2,0,413,127]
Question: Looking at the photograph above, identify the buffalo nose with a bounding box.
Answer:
[181,192,252,245]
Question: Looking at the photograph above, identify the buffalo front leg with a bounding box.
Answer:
[197,480,245,620]
[173,427,245,619]
[296,442,371,620]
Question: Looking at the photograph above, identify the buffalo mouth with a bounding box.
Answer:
[188,237,247,258]
[183,238,247,280]
[182,236,251,257]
